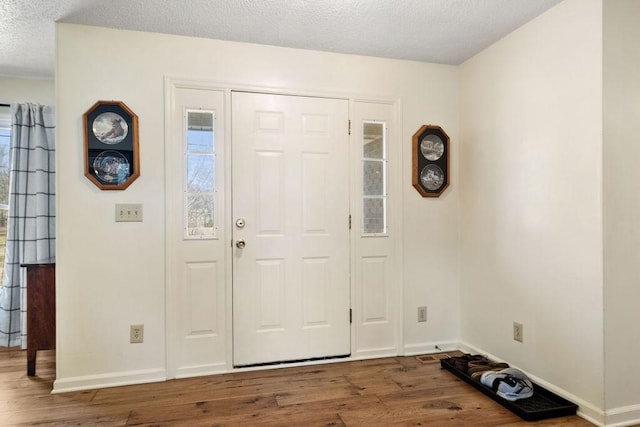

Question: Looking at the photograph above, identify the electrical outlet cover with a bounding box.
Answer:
[130,324,144,343]
[418,306,427,322]
[513,322,523,343]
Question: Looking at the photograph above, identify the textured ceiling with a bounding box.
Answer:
[0,0,563,79]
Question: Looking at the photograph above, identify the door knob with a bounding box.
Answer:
[236,239,246,249]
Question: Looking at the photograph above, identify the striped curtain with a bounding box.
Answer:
[0,104,55,348]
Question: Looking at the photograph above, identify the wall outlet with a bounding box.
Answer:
[130,324,144,343]
[513,321,523,343]
[417,306,427,323]
[116,203,143,222]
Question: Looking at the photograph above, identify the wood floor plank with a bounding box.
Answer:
[129,393,350,427]
[273,376,361,406]
[127,394,279,425]
[344,372,403,396]
[0,349,595,426]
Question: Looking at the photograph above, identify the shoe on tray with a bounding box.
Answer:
[480,368,534,401]
[448,354,487,372]
[467,360,509,375]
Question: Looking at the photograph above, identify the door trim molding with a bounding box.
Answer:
[164,76,404,378]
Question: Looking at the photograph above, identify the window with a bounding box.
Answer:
[0,106,10,282]
[362,121,387,234]
[184,110,216,238]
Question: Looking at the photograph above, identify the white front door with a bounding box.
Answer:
[232,92,350,366]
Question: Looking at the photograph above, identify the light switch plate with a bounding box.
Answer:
[116,204,143,222]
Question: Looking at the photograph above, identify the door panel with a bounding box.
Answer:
[166,86,227,377]
[352,101,400,358]
[232,92,350,366]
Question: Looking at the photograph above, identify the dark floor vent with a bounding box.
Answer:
[415,355,439,364]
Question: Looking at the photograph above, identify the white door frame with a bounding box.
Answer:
[165,77,403,377]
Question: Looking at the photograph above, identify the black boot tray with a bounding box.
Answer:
[440,357,578,421]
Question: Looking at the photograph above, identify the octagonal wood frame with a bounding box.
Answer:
[83,100,140,190]
[412,124,450,197]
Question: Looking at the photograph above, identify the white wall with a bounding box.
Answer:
[459,0,604,421]
[0,77,54,106]
[55,24,459,390]
[53,5,640,424]
[603,0,640,424]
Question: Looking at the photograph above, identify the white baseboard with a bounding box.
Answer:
[52,368,166,394]
[403,340,460,356]
[604,403,640,427]
[175,363,228,379]
[353,347,398,360]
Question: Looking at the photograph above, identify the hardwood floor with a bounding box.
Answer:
[0,348,595,426]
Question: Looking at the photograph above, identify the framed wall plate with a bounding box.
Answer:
[412,124,449,197]
[83,100,139,190]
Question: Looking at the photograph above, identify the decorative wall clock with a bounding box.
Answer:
[83,100,139,190]
[412,124,449,197]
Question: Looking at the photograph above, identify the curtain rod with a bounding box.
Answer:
[0,104,9,107]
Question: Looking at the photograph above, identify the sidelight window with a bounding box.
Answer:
[362,121,387,234]
[184,110,216,238]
